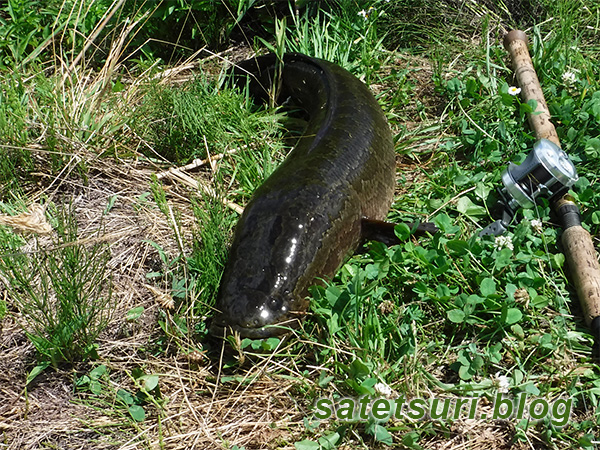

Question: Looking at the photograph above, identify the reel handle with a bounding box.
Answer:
[504,30,600,348]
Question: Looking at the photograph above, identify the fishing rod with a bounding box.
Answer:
[481,29,600,353]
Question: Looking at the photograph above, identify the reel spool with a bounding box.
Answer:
[480,139,579,236]
[502,139,578,209]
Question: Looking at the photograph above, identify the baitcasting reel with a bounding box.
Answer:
[480,139,579,236]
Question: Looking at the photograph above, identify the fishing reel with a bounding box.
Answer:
[480,139,579,236]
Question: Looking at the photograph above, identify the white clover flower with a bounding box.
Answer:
[494,235,514,251]
[562,71,577,86]
[358,6,376,19]
[508,86,521,96]
[374,382,393,398]
[531,219,543,233]
[496,375,510,393]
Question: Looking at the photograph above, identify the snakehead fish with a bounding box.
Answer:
[210,53,396,338]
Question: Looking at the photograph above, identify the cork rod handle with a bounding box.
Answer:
[504,30,600,336]
[503,30,560,146]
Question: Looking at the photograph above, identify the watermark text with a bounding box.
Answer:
[313,394,571,427]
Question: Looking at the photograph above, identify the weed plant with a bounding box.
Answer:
[75,364,165,424]
[0,205,112,367]
[188,191,238,335]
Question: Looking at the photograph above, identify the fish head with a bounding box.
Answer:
[210,281,302,339]
[209,210,315,339]
[209,183,340,339]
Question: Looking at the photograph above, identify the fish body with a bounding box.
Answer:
[210,53,395,338]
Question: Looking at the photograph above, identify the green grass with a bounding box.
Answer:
[133,73,285,167]
[0,0,599,448]
[0,203,112,368]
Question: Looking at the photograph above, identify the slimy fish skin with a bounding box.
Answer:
[210,53,395,338]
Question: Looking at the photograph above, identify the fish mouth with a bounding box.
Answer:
[209,314,302,339]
